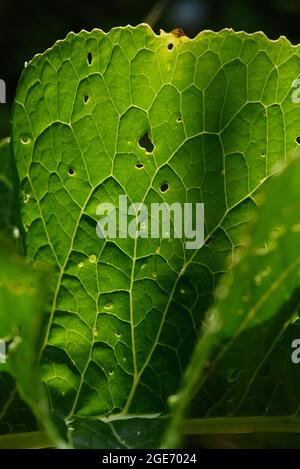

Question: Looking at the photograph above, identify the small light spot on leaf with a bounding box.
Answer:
[89,254,97,263]
[168,394,179,409]
[21,135,31,145]
[215,284,228,299]
[12,227,20,239]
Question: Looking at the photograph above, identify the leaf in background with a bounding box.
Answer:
[11,25,300,446]
[0,372,38,436]
[0,249,65,447]
[0,138,20,244]
[164,156,300,446]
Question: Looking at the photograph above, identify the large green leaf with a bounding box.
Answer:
[11,25,300,446]
[164,156,300,446]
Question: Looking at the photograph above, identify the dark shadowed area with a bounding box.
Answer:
[1,0,300,138]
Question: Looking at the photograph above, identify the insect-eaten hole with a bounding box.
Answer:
[296,136,300,145]
[87,52,93,65]
[84,95,89,104]
[68,167,75,176]
[139,133,154,153]
[168,43,174,50]
[176,116,182,123]
[135,162,144,169]
[160,183,169,193]
[205,235,213,246]
[21,135,31,144]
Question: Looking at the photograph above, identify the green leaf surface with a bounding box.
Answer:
[164,156,300,446]
[11,25,300,446]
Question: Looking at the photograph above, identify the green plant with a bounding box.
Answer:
[1,24,300,449]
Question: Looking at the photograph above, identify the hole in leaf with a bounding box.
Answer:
[177,116,182,123]
[21,135,31,144]
[139,133,154,153]
[68,167,75,176]
[168,43,174,50]
[84,95,89,104]
[205,236,213,246]
[296,136,300,145]
[87,52,93,65]
[135,163,144,169]
[160,183,169,193]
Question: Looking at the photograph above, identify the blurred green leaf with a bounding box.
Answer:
[165,156,300,446]
[0,249,65,447]
[0,138,20,244]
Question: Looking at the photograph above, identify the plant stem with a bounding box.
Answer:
[0,431,53,449]
[184,417,300,435]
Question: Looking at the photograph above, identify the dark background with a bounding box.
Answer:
[1,0,300,138]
